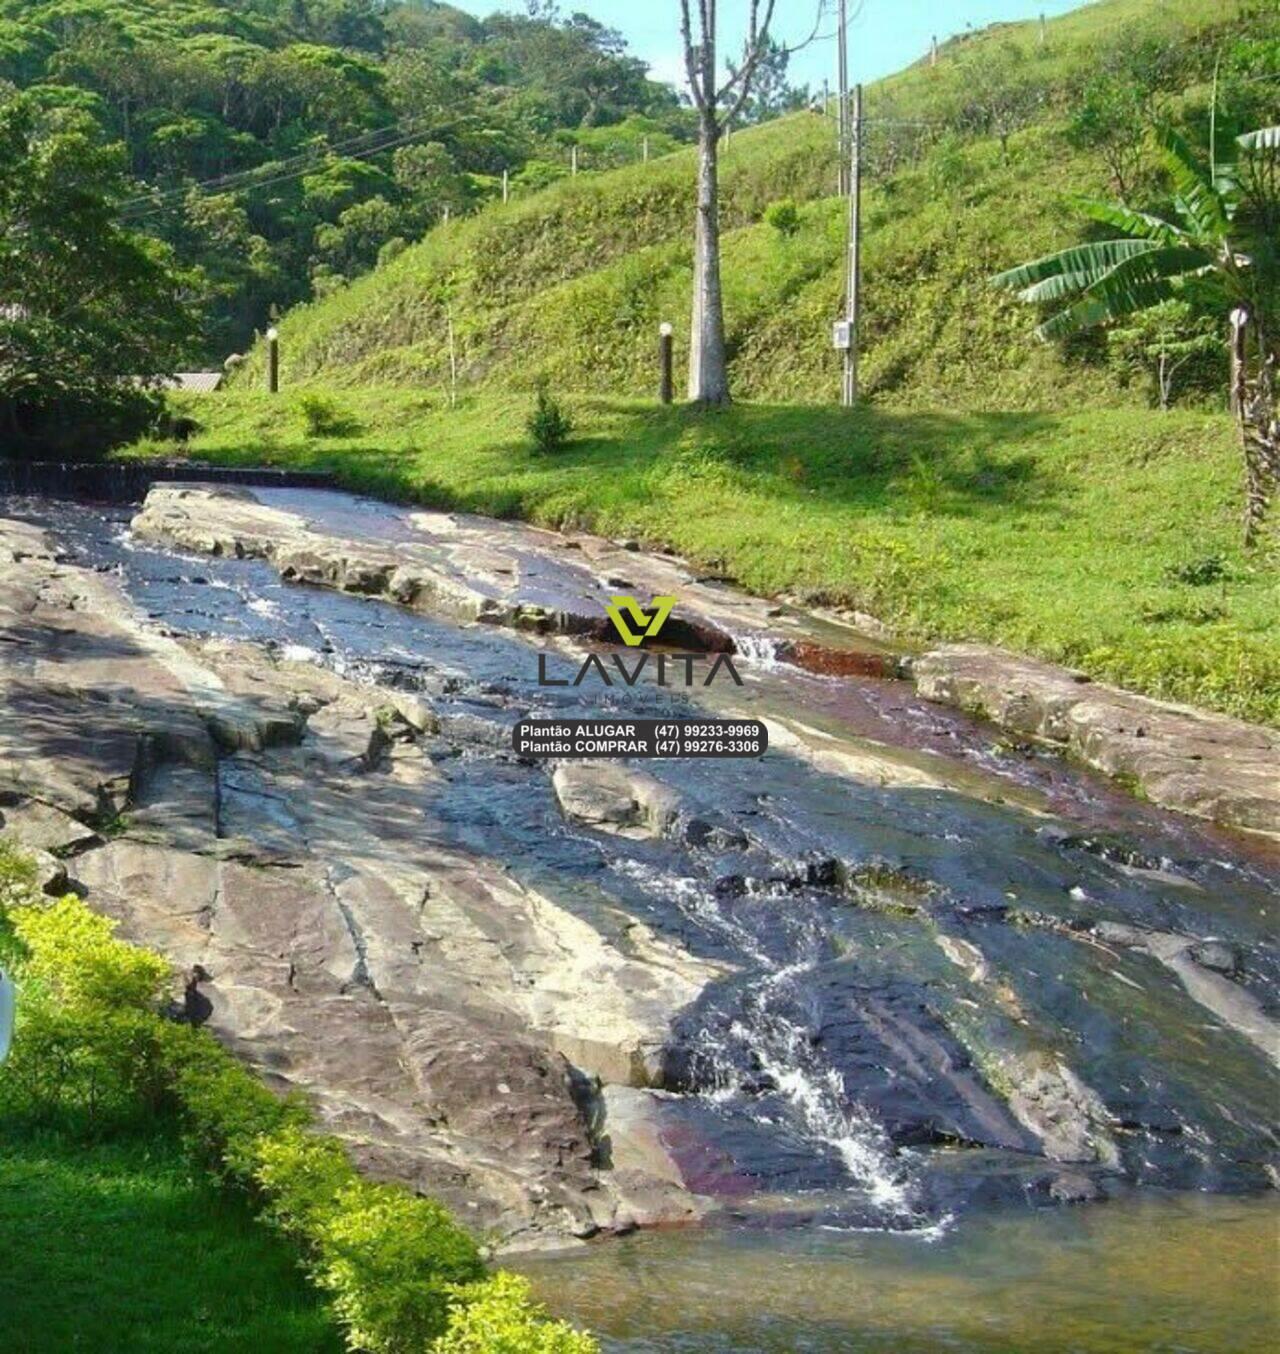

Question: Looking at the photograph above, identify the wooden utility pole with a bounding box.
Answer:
[836,0,850,196]
[842,84,863,408]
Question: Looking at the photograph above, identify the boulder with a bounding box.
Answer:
[551,761,681,839]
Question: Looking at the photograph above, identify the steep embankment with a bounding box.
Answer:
[230,0,1257,409]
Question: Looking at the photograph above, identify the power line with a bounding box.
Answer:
[117,117,436,219]
[119,122,435,222]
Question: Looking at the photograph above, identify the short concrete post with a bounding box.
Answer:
[266,327,279,394]
[658,323,674,405]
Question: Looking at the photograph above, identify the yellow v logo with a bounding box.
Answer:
[604,595,677,647]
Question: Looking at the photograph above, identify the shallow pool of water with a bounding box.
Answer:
[518,1193,1280,1352]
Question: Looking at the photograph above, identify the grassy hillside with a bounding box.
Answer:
[232,0,1266,410]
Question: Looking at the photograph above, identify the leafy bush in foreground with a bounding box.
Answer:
[0,843,595,1353]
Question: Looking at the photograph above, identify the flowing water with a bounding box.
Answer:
[8,488,1279,1348]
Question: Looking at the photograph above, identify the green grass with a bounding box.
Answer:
[142,388,1279,726]
[0,1124,341,1352]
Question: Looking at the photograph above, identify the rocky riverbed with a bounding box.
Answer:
[1,487,1276,1254]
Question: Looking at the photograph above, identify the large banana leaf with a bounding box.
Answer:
[1034,246,1212,340]
[1156,124,1229,241]
[990,238,1159,296]
[1038,276,1178,340]
[1071,198,1186,245]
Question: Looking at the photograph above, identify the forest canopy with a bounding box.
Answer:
[0,1,735,360]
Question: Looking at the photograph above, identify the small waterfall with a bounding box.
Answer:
[730,632,785,669]
[617,861,916,1220]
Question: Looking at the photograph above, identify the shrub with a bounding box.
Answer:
[1163,553,1229,587]
[155,1020,303,1175]
[526,385,574,454]
[12,898,169,1012]
[437,1274,599,1354]
[298,392,357,438]
[254,1126,355,1237]
[764,198,801,237]
[378,237,409,268]
[315,1182,484,1351]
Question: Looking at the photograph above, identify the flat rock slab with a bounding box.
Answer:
[131,484,897,670]
[915,644,1280,838]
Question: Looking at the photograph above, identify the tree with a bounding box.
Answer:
[0,94,196,455]
[991,124,1280,543]
[676,1,824,406]
[727,37,809,126]
[1065,31,1183,201]
[950,39,1041,159]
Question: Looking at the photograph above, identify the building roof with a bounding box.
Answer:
[165,371,225,393]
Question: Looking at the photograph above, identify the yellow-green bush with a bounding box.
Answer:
[0,845,595,1352]
[13,896,169,1011]
[256,1126,488,1352]
[436,1274,598,1354]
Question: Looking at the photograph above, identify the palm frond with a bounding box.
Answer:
[1237,126,1280,155]
[1156,124,1229,241]
[990,239,1158,295]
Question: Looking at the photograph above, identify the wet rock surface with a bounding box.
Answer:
[916,643,1280,837]
[2,494,1277,1248]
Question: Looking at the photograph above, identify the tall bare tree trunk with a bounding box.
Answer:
[689,110,731,406]
[677,0,795,406]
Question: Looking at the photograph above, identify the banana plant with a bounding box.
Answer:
[992,124,1279,544]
